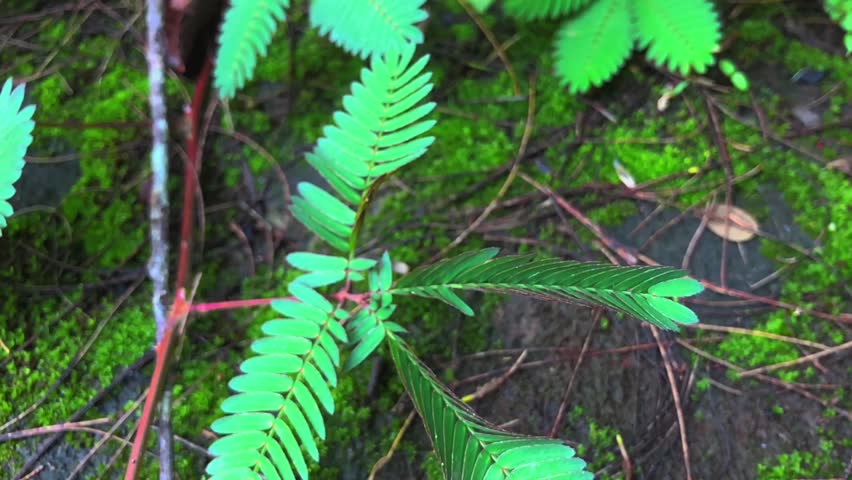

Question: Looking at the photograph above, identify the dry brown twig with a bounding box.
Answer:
[462,349,529,404]
[738,340,852,378]
[549,310,601,438]
[456,0,519,95]
[651,326,694,480]
[677,339,852,420]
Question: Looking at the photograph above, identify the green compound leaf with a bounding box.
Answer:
[296,43,436,252]
[207,283,345,480]
[634,0,721,75]
[310,0,427,59]
[388,333,593,480]
[392,249,704,331]
[504,0,592,20]
[553,0,634,94]
[214,0,289,99]
[0,78,35,236]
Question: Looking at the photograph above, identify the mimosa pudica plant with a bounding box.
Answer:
[204,1,705,479]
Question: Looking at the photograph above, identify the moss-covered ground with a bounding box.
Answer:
[1,0,849,479]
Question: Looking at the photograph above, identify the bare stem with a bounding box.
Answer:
[141,0,172,478]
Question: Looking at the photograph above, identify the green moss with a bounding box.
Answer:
[717,313,803,382]
[20,59,154,268]
[0,293,154,470]
[572,420,619,473]
[692,9,852,387]
[757,439,846,479]
[713,143,849,384]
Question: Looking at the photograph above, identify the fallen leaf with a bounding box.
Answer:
[706,204,759,242]
[657,92,672,112]
[393,261,410,275]
[826,157,851,176]
[613,159,636,188]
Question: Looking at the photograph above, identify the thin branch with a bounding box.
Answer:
[651,326,693,480]
[685,323,830,351]
[548,310,600,438]
[367,411,417,480]
[12,350,155,478]
[456,0,519,95]
[738,340,852,378]
[145,0,170,345]
[677,340,852,421]
[702,91,735,289]
[174,56,213,290]
[0,418,112,443]
[461,349,528,404]
[138,0,171,477]
[68,391,146,480]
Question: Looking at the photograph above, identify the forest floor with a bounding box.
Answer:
[1,1,850,479]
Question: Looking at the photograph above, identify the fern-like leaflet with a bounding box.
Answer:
[553,0,633,93]
[206,282,347,480]
[0,78,35,236]
[296,42,436,251]
[207,44,437,479]
[214,0,289,99]
[286,251,377,288]
[344,252,406,370]
[392,248,704,330]
[633,0,720,75]
[504,0,592,20]
[388,333,593,479]
[310,0,428,59]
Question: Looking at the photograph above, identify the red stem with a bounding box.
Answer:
[125,291,188,480]
[125,56,213,480]
[174,56,212,291]
[191,297,280,313]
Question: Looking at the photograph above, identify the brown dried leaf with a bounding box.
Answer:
[706,204,759,242]
[826,157,851,176]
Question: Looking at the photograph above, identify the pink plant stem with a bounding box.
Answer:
[190,297,281,313]
[126,53,213,480]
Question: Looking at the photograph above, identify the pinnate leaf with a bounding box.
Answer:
[0,78,35,236]
[392,249,704,330]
